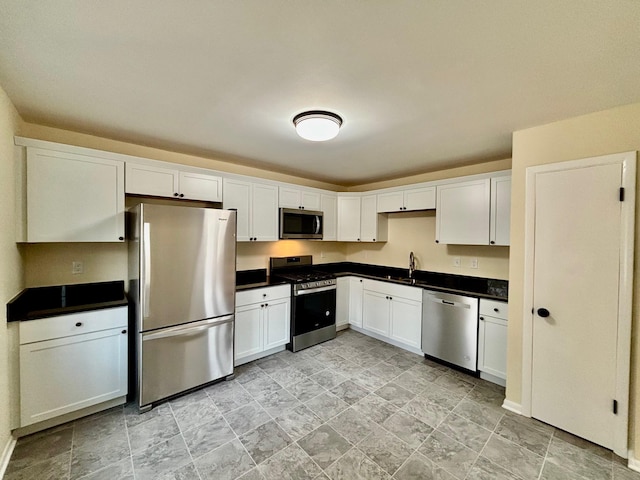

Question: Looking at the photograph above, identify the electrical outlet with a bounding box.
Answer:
[320,251,326,258]
[470,258,478,269]
[453,256,461,267]
[72,261,84,274]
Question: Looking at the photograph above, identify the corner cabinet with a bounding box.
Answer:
[477,298,508,386]
[21,148,125,242]
[435,174,511,246]
[19,307,128,427]
[337,195,387,242]
[223,178,278,242]
[235,285,291,365]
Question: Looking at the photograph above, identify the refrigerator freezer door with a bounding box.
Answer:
[139,204,236,332]
[139,315,234,407]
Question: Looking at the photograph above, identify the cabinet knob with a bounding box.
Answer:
[118,236,124,241]
[493,308,499,313]
[490,240,496,245]
[373,239,376,242]
[537,308,550,318]
[179,193,185,198]
[480,316,484,321]
[260,304,264,308]
[389,296,393,300]
[263,294,267,298]
[121,329,127,334]
[435,240,439,243]
[265,303,268,307]
[174,192,179,197]
[357,238,360,242]
[75,322,82,327]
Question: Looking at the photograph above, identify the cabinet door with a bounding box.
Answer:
[301,191,321,210]
[360,195,379,242]
[349,278,364,327]
[20,328,127,427]
[321,194,337,241]
[362,290,390,336]
[436,178,490,245]
[490,176,511,246]
[390,296,422,349]
[336,277,350,327]
[252,183,279,241]
[223,178,251,242]
[478,315,507,379]
[235,303,263,361]
[27,148,125,242]
[126,162,178,197]
[263,298,291,350]
[279,187,302,209]
[179,171,222,202]
[337,196,362,241]
[377,191,404,213]
[404,186,435,211]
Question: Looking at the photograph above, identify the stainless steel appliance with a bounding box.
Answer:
[128,204,236,411]
[270,256,336,352]
[279,208,323,239]
[421,290,479,372]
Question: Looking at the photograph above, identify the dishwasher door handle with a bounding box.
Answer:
[430,297,471,309]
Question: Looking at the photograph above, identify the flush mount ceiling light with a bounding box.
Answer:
[293,110,343,142]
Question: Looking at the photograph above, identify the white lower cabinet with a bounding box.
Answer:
[336,277,350,329]
[361,279,422,354]
[19,307,128,427]
[478,298,508,386]
[235,285,290,365]
[348,277,363,328]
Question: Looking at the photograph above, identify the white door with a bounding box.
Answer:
[349,278,364,327]
[321,194,337,241]
[235,303,263,361]
[336,277,350,327]
[490,176,511,246]
[389,297,422,349]
[179,171,222,202]
[362,290,390,336]
[526,153,635,455]
[436,178,490,245]
[223,179,251,242]
[251,183,278,241]
[126,162,178,197]
[337,196,361,241]
[360,195,379,241]
[263,298,290,350]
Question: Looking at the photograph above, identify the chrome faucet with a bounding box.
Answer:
[409,251,416,279]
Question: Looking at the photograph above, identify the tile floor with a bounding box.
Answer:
[5,329,640,480]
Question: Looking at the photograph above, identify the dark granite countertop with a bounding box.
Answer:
[236,263,508,300]
[7,280,128,322]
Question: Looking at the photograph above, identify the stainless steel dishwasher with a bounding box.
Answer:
[422,290,479,372]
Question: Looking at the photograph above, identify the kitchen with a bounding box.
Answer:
[1,2,640,480]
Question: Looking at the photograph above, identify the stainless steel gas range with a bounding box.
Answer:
[270,256,336,352]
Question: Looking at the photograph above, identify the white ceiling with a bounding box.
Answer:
[1,2,639,186]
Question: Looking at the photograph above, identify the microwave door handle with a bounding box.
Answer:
[314,216,320,234]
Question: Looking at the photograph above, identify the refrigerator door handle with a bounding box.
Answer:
[142,222,151,318]
[142,315,234,341]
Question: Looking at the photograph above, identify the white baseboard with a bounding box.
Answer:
[502,399,522,415]
[349,325,423,356]
[479,371,506,387]
[0,434,17,479]
[627,451,640,472]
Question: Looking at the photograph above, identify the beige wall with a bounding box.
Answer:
[0,87,24,453]
[507,102,640,453]
[346,211,509,279]
[237,241,347,271]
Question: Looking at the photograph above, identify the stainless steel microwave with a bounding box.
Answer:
[279,208,323,239]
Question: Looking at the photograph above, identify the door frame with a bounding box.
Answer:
[521,151,636,457]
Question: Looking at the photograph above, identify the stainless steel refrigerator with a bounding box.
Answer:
[128,203,236,411]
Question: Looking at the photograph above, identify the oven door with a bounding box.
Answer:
[292,286,336,336]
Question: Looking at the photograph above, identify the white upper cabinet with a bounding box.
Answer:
[337,196,362,241]
[337,194,387,242]
[436,178,491,245]
[377,186,435,213]
[490,176,511,246]
[24,148,125,243]
[126,163,222,202]
[223,178,278,242]
[278,186,321,211]
[321,193,338,241]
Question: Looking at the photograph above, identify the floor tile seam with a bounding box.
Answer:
[461,431,495,480]
[441,410,495,439]
[546,428,614,473]
[166,401,204,480]
[483,431,546,480]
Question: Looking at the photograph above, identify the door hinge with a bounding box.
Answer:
[613,399,618,414]
[620,187,625,202]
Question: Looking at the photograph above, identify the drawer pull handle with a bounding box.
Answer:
[494,308,499,312]
[121,329,127,334]
[75,322,82,327]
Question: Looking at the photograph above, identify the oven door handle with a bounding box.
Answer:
[295,285,337,296]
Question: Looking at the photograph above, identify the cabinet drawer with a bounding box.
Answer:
[479,298,508,320]
[236,285,290,307]
[20,306,128,345]
[362,279,422,302]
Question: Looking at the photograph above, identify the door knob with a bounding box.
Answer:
[537,308,550,318]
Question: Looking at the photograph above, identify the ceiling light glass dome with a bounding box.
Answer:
[293,111,343,141]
